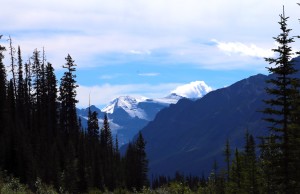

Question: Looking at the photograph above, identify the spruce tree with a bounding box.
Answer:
[100,113,113,150]
[134,132,149,190]
[125,132,149,191]
[0,35,6,129]
[229,148,242,193]
[45,62,58,138]
[243,132,258,193]
[100,113,115,190]
[16,46,25,113]
[0,35,6,168]
[58,54,79,140]
[87,110,100,140]
[263,7,300,192]
[224,139,231,181]
[58,54,79,192]
[8,36,17,96]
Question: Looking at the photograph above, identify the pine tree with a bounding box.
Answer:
[31,49,42,107]
[5,80,17,174]
[87,110,100,140]
[0,35,7,168]
[242,132,258,193]
[16,46,25,114]
[262,7,300,192]
[100,113,115,190]
[289,3,300,190]
[58,54,79,140]
[229,148,242,193]
[100,113,113,150]
[58,54,80,192]
[259,136,279,193]
[125,142,136,190]
[134,132,149,190]
[125,132,149,191]
[0,35,7,134]
[8,36,17,96]
[224,139,231,181]
[45,62,58,138]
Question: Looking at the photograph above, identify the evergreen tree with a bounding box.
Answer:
[8,36,17,96]
[125,132,149,191]
[242,132,258,193]
[43,62,59,185]
[100,113,115,190]
[228,148,242,193]
[134,132,149,190]
[224,139,231,181]
[16,46,25,114]
[23,60,32,134]
[263,7,300,192]
[87,110,100,140]
[5,80,17,174]
[0,35,7,159]
[45,62,58,138]
[125,142,136,190]
[58,54,80,192]
[86,108,102,189]
[58,54,79,140]
[31,49,42,107]
[100,113,113,150]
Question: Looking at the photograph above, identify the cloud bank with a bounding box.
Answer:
[1,0,299,70]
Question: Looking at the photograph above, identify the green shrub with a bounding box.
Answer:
[0,177,29,194]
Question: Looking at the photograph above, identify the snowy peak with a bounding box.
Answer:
[102,96,148,120]
[101,81,213,120]
[151,93,183,104]
[171,81,212,99]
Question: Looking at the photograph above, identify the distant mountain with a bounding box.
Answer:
[77,81,212,146]
[135,74,269,177]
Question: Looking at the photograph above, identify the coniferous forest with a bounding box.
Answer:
[0,4,300,194]
[0,36,148,193]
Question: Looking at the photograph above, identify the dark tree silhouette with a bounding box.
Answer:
[262,7,300,192]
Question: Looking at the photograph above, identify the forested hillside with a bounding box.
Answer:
[0,36,148,193]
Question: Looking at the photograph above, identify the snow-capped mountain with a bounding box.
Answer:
[102,96,149,120]
[101,94,182,121]
[77,81,212,146]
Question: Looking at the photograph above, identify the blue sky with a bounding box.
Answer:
[1,0,300,108]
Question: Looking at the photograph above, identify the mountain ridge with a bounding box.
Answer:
[133,73,270,177]
[77,80,212,145]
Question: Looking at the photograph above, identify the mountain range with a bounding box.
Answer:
[77,81,212,145]
[78,57,300,177]
[139,74,268,177]
[131,57,300,177]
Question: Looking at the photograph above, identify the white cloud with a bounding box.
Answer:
[77,83,182,108]
[212,39,274,58]
[1,0,299,71]
[171,81,213,98]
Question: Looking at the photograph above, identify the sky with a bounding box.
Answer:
[1,0,300,108]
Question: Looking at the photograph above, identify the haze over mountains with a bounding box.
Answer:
[77,81,212,145]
